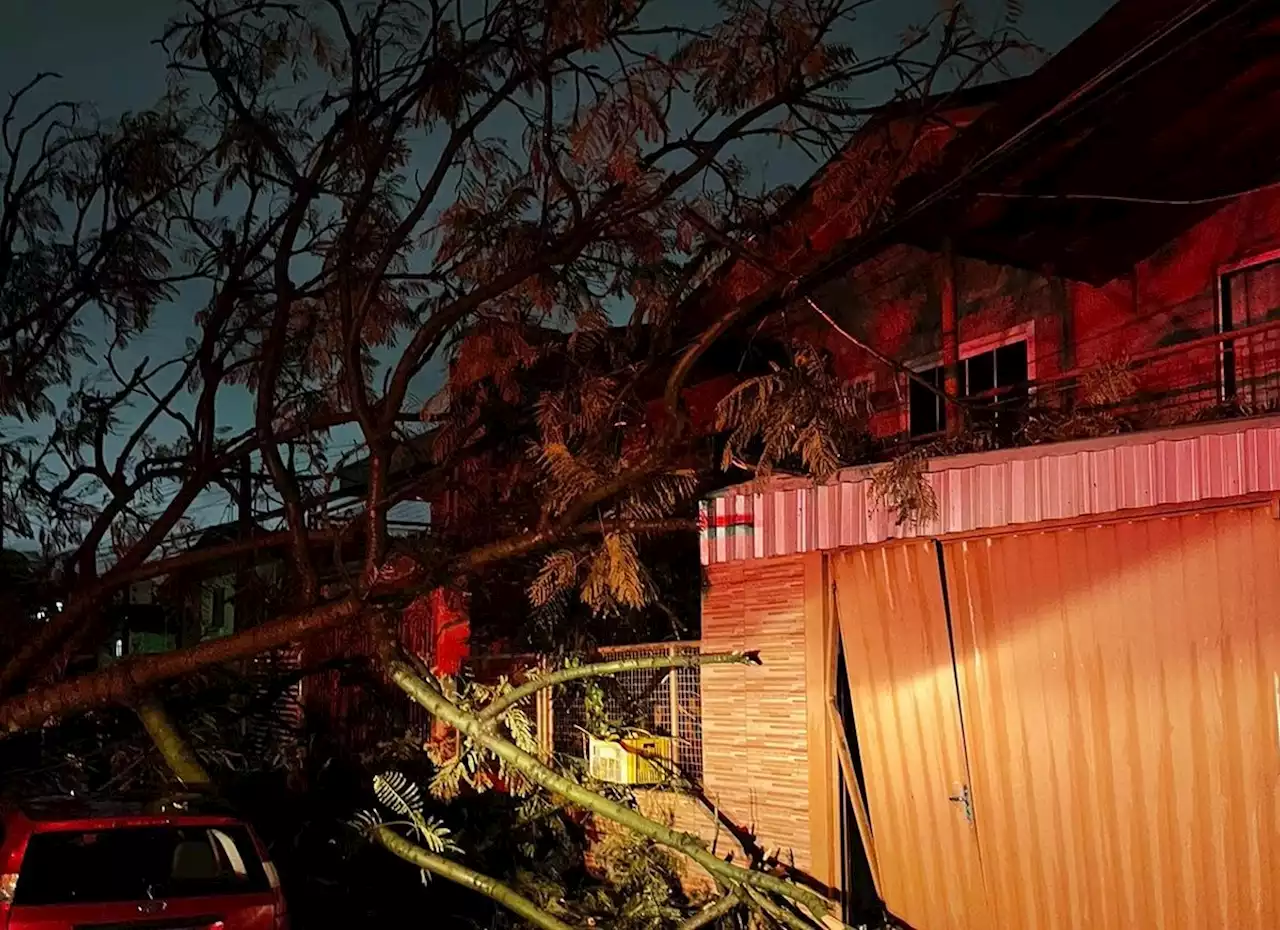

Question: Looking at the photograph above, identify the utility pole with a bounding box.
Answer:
[236,455,254,629]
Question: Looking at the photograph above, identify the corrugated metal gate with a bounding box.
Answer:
[833,501,1280,930]
[833,542,988,930]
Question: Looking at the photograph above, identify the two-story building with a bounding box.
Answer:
[690,1,1280,928]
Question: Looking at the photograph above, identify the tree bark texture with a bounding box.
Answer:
[384,657,839,922]
[0,596,360,732]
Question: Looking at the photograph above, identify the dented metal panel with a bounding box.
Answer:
[700,417,1280,564]
[943,504,1280,930]
[832,542,990,930]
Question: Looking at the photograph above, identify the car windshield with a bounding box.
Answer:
[13,825,269,906]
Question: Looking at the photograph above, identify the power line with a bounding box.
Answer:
[799,0,1237,294]
[974,177,1280,207]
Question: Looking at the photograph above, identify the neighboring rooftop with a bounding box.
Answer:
[895,0,1280,283]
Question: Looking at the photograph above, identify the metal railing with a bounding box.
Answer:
[871,319,1280,452]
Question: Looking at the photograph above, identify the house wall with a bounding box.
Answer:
[791,185,1280,433]
[938,502,1280,930]
[695,415,1280,917]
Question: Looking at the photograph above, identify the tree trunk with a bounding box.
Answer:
[135,692,580,930]
[136,698,214,790]
[0,596,361,733]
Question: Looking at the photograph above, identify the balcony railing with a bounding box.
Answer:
[875,318,1280,457]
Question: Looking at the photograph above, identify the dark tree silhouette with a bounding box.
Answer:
[0,0,1025,924]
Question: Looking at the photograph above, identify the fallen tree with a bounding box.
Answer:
[1,0,1025,924]
[140,636,829,928]
[0,0,1020,718]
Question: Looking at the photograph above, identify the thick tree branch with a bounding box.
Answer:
[456,517,696,572]
[678,892,743,930]
[477,650,759,728]
[382,656,838,921]
[745,885,825,930]
[0,596,361,733]
[373,827,576,930]
[135,697,215,791]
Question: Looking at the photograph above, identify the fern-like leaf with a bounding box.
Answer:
[348,808,383,834]
[530,549,580,607]
[581,532,653,613]
[415,816,457,854]
[374,770,424,817]
[869,449,938,527]
[714,340,873,481]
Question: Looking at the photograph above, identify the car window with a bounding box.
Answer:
[13,825,269,906]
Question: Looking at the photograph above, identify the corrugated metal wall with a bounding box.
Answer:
[832,542,989,930]
[701,418,1280,565]
[943,503,1280,930]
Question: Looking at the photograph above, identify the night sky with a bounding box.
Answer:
[0,0,1117,538]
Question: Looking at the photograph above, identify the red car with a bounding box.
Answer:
[0,797,289,930]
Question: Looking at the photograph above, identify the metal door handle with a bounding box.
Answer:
[948,783,974,825]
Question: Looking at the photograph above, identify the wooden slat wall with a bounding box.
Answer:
[702,554,815,873]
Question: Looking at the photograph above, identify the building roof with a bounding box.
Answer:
[673,79,1019,338]
[895,0,1280,283]
[327,1,1280,499]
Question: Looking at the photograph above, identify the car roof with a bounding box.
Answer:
[5,794,241,827]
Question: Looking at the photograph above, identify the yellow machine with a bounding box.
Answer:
[586,732,674,785]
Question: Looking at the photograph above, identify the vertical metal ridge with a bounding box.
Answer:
[940,504,1280,929]
[701,420,1280,564]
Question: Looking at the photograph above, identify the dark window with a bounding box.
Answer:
[994,341,1029,389]
[963,340,1030,431]
[908,366,946,437]
[1219,258,1280,399]
[907,339,1030,438]
[14,826,268,906]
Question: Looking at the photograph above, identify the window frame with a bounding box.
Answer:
[900,321,1036,437]
[1215,248,1280,401]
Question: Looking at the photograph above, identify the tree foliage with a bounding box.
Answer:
[715,339,874,481]
[0,0,1025,924]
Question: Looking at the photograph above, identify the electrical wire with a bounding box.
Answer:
[799,0,1240,292]
[736,0,1252,418]
[974,177,1280,207]
[16,0,1252,566]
